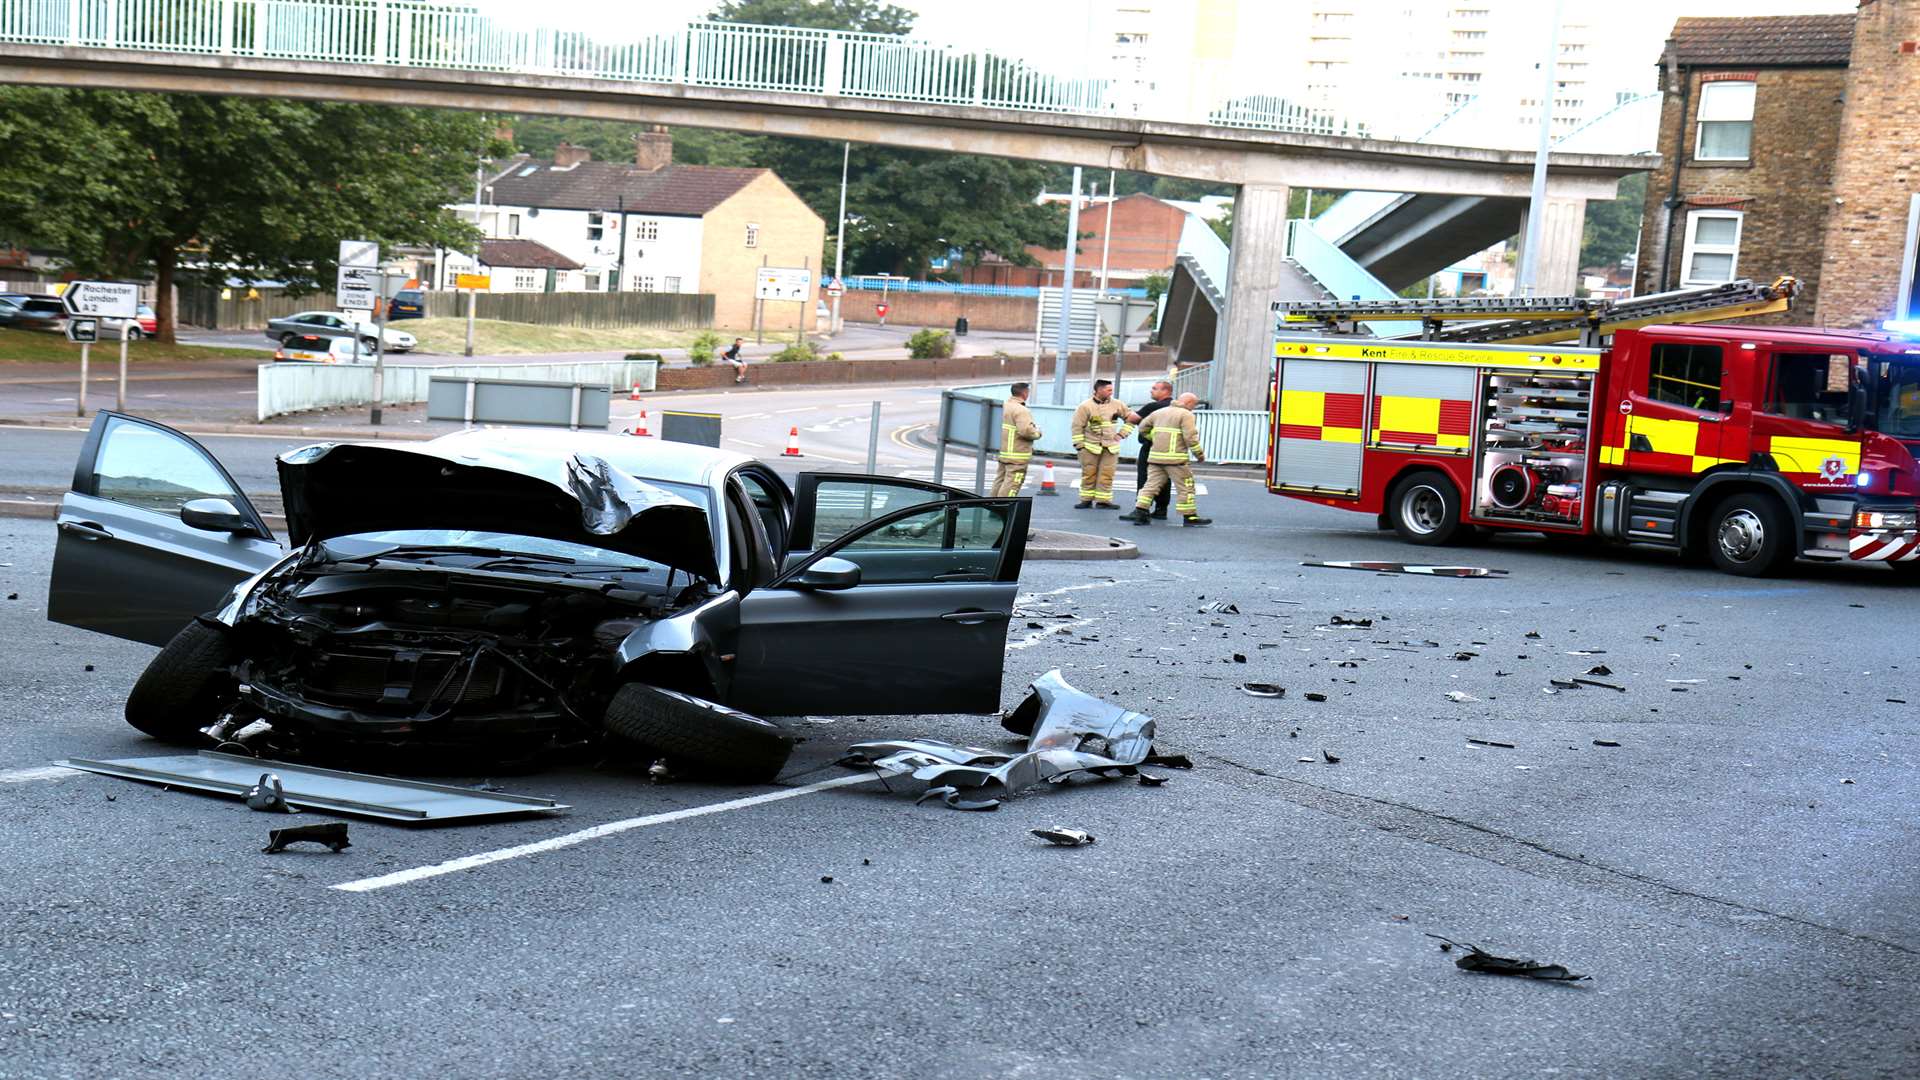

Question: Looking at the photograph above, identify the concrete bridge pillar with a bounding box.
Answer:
[1211,182,1290,410]
[1514,197,1586,297]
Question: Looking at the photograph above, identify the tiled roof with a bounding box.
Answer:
[487,159,764,216]
[478,239,583,271]
[1668,14,1855,67]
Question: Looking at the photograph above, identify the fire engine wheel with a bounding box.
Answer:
[1706,493,1795,577]
[1388,471,1463,546]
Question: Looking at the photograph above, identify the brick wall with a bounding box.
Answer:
[1818,0,1920,329]
[1636,65,1847,323]
[656,348,1169,391]
[837,291,1036,332]
[699,173,827,334]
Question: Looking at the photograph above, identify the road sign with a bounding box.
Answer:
[339,239,379,268]
[876,303,889,318]
[337,265,378,311]
[1094,295,1157,337]
[65,318,98,343]
[825,276,845,297]
[61,281,139,319]
[455,273,492,290]
[755,266,812,302]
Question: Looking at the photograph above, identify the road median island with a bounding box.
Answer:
[1024,528,1139,561]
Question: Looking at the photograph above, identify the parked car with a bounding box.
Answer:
[46,417,1030,780]
[264,311,414,352]
[274,333,372,364]
[99,305,159,340]
[0,294,68,333]
[385,289,426,320]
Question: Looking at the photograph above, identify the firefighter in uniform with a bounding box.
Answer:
[1070,379,1131,509]
[992,381,1044,497]
[1121,392,1211,527]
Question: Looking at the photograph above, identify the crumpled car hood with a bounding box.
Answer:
[277,442,716,580]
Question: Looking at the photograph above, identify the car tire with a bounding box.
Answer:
[1705,492,1795,577]
[1387,470,1464,546]
[601,683,794,784]
[125,327,143,341]
[360,336,379,350]
[124,620,237,743]
[279,333,297,346]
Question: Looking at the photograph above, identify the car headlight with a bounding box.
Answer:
[1855,509,1918,530]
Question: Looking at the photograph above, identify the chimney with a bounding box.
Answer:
[553,141,591,168]
[634,125,673,172]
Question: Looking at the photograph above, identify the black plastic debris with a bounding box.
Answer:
[1452,652,1477,661]
[1144,753,1193,769]
[1549,678,1580,689]
[243,773,297,814]
[1467,738,1516,748]
[1304,561,1508,578]
[1584,664,1613,676]
[1525,631,1542,639]
[1321,749,1341,764]
[1304,692,1328,702]
[7,593,18,600]
[1572,678,1625,692]
[1031,827,1096,847]
[1328,615,1374,627]
[1426,935,1588,981]
[1241,683,1285,698]
[1137,772,1168,787]
[1232,653,1247,664]
[821,875,834,883]
[262,822,349,854]
[83,664,95,672]
[1592,739,1621,747]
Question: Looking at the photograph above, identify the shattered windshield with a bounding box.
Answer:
[1869,355,1920,439]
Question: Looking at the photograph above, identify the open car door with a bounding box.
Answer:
[48,412,284,646]
[729,475,1030,717]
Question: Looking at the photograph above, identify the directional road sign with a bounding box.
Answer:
[60,281,140,319]
[65,318,98,343]
[337,265,378,311]
[754,266,812,302]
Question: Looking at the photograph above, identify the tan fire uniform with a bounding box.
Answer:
[992,396,1043,497]
[1070,396,1132,504]
[1135,404,1204,518]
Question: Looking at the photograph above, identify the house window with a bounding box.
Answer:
[1695,81,1755,161]
[584,272,602,291]
[634,275,656,292]
[512,269,540,290]
[1647,343,1726,412]
[636,219,659,242]
[745,223,759,248]
[663,276,681,292]
[506,213,521,237]
[587,212,604,242]
[1680,210,1743,286]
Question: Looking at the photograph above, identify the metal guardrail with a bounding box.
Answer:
[840,277,1149,299]
[424,376,610,429]
[0,1,1360,136]
[257,357,657,421]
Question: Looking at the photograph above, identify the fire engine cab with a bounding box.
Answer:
[1266,279,1920,577]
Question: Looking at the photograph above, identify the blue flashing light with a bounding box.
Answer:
[1882,320,1920,338]
[1857,470,1874,490]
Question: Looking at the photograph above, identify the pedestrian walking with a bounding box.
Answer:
[723,337,748,383]
[1124,378,1174,520]
[1121,392,1211,527]
[1069,379,1131,509]
[992,382,1044,497]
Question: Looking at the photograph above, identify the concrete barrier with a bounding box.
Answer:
[258,359,658,421]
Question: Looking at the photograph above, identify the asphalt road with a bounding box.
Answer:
[2,473,1917,1078]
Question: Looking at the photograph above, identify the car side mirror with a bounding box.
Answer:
[790,556,861,591]
[181,497,255,535]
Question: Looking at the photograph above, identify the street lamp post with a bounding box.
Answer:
[1515,0,1566,297]
[832,142,848,335]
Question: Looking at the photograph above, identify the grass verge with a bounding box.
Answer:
[0,328,272,363]
[405,318,716,356]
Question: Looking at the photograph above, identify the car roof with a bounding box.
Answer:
[423,427,758,488]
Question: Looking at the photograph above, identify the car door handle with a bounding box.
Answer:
[941,610,1008,624]
[58,520,113,541]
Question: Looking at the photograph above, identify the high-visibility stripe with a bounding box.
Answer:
[1624,415,1699,457]
[1277,339,1602,371]
[1766,436,1860,475]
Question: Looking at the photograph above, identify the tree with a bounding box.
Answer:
[0,89,497,342]
[709,0,913,33]
[1580,173,1646,271]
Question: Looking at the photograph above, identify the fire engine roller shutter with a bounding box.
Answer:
[1370,363,1476,451]
[1275,359,1368,494]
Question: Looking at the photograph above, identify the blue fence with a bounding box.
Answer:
[839,276,1150,299]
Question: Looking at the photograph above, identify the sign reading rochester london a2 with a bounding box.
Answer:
[60,281,140,320]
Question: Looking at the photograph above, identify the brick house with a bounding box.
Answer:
[1638,3,1920,329]
[443,129,826,331]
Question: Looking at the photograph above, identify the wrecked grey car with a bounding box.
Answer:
[48,413,1032,781]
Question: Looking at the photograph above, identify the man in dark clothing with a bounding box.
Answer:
[1124,379,1175,519]
[723,337,747,383]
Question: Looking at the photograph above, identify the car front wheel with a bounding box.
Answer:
[124,327,143,341]
[124,620,237,743]
[601,683,794,783]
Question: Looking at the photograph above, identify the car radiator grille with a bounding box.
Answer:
[306,651,508,705]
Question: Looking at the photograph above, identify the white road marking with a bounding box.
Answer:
[1017,578,1140,603]
[733,412,770,420]
[0,765,80,785]
[729,439,768,449]
[775,407,815,415]
[331,772,880,893]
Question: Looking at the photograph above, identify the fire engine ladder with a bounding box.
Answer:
[1273,277,1798,346]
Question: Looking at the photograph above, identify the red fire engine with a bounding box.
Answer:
[1265,280,1920,577]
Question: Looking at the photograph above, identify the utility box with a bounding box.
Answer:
[660,409,722,448]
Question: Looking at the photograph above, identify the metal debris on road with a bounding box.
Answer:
[1240,683,1285,698]
[243,773,297,813]
[1304,561,1509,578]
[1031,827,1096,847]
[1327,615,1373,627]
[1592,739,1621,747]
[262,822,351,854]
[1199,600,1241,614]
[1572,678,1625,692]
[1467,738,1516,749]
[1426,935,1589,981]
[849,670,1161,810]
[1321,749,1341,764]
[1549,678,1580,689]
[1304,692,1328,702]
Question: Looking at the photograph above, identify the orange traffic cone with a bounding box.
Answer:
[629,382,640,401]
[631,409,650,437]
[1037,460,1058,495]
[782,425,803,457]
